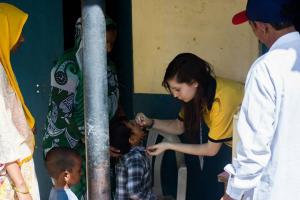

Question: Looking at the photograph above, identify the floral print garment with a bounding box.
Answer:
[43,46,119,199]
[0,63,40,200]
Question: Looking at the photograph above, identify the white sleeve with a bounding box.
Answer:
[225,62,276,199]
[0,67,24,164]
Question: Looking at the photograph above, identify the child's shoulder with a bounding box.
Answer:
[123,146,148,163]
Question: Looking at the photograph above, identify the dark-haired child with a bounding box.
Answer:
[110,119,156,200]
[45,147,82,200]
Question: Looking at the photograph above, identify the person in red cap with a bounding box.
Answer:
[221,0,300,200]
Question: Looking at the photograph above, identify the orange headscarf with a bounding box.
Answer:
[0,3,35,129]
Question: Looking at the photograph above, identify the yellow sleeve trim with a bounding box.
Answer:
[17,155,33,166]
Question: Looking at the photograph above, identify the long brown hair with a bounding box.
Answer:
[162,53,216,142]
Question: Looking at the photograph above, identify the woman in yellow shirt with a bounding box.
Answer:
[136,52,243,159]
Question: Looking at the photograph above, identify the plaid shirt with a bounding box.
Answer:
[115,146,156,200]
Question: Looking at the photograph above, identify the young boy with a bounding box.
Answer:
[109,118,157,200]
[45,147,82,200]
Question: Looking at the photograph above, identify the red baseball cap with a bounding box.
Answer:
[232,10,248,25]
[232,0,294,25]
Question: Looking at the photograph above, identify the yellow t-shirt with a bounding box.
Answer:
[179,77,244,147]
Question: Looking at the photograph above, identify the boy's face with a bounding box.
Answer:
[106,29,117,53]
[124,121,145,146]
[67,157,82,187]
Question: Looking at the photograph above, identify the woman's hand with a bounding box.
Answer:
[146,142,170,156]
[14,182,32,200]
[135,113,153,128]
[6,162,32,200]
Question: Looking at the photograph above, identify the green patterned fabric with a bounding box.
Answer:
[42,18,119,199]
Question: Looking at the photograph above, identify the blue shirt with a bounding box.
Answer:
[49,188,78,200]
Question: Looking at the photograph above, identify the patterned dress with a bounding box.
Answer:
[0,3,39,199]
[42,22,119,199]
[0,63,40,200]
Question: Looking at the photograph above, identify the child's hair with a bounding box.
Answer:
[45,147,81,179]
[106,16,117,31]
[109,118,132,155]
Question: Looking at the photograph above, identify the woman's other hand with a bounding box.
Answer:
[135,113,153,128]
[146,142,169,156]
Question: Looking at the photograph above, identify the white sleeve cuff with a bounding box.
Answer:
[224,164,246,200]
[226,176,245,200]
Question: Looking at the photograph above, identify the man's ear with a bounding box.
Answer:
[193,81,198,88]
[64,170,71,182]
[256,22,268,34]
[128,136,137,145]
[190,80,198,88]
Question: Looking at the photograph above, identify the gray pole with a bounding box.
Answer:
[82,0,110,199]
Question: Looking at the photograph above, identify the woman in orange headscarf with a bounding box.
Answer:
[0,3,40,200]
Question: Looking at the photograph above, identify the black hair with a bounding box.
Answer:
[162,53,216,142]
[107,24,117,32]
[271,0,300,30]
[109,118,132,154]
[106,16,117,31]
[45,147,81,179]
[270,21,294,30]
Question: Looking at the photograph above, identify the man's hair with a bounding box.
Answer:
[270,21,294,30]
[250,20,294,31]
[109,118,132,155]
[270,1,300,30]
[45,147,81,179]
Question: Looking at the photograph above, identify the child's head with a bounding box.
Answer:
[109,118,146,155]
[45,147,82,187]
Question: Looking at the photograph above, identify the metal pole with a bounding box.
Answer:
[82,0,110,199]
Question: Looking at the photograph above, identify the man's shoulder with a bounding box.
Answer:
[250,47,293,75]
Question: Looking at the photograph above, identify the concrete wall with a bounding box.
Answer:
[132,0,258,94]
[131,1,259,199]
